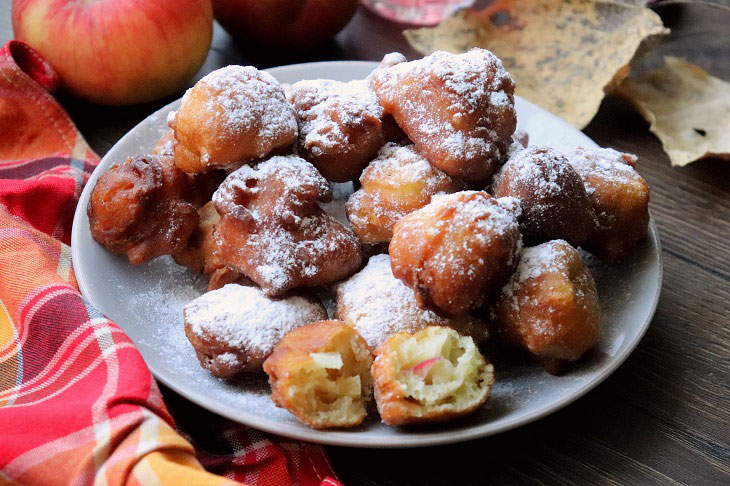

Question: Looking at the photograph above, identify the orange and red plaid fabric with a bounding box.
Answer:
[0,40,341,486]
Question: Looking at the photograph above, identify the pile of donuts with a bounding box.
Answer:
[88,48,650,430]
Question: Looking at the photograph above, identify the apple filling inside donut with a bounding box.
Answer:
[287,334,372,427]
[394,327,492,409]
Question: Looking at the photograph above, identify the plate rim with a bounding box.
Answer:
[71,60,663,448]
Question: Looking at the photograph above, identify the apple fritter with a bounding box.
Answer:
[213,155,362,296]
[491,146,597,246]
[389,191,522,316]
[372,326,494,426]
[491,240,601,374]
[346,143,465,245]
[264,320,373,429]
[169,65,297,173]
[88,154,200,265]
[289,78,385,182]
[371,48,516,183]
[184,284,328,377]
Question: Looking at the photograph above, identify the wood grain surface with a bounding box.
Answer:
[2,1,728,484]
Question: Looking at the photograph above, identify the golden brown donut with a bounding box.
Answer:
[371,49,516,183]
[372,326,494,426]
[169,65,297,173]
[335,254,489,349]
[346,143,465,245]
[264,320,373,429]
[88,154,199,265]
[491,240,601,374]
[567,147,650,260]
[491,146,597,246]
[289,78,385,182]
[213,155,363,296]
[389,191,522,316]
[183,284,328,377]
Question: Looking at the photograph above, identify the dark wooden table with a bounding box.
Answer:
[2,2,728,484]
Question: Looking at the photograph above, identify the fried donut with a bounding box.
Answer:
[389,191,522,316]
[335,254,488,349]
[371,49,516,182]
[372,326,494,426]
[213,155,363,296]
[169,65,297,173]
[567,147,650,260]
[491,240,601,374]
[491,147,597,246]
[264,320,373,429]
[172,202,244,290]
[346,143,465,245]
[183,284,328,377]
[289,78,385,182]
[88,154,199,265]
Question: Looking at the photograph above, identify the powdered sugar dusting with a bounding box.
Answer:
[431,191,520,239]
[214,155,330,217]
[493,147,573,198]
[506,240,565,293]
[185,284,326,355]
[496,240,598,338]
[406,192,520,281]
[212,155,360,294]
[567,147,642,195]
[347,143,461,237]
[195,65,297,148]
[378,52,407,70]
[364,143,452,189]
[289,79,384,156]
[372,49,515,165]
[335,254,487,348]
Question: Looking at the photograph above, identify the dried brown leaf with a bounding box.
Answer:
[404,0,668,128]
[617,56,730,166]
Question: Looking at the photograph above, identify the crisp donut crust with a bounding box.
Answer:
[171,202,245,291]
[289,78,385,182]
[88,154,200,265]
[346,143,465,245]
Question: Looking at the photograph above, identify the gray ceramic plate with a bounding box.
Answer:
[71,61,662,448]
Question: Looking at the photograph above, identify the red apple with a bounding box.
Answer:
[12,0,213,105]
[213,0,358,50]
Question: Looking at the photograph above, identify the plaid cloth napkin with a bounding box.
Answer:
[0,40,341,486]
